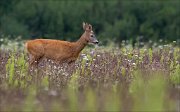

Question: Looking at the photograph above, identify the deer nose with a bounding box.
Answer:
[95,41,99,44]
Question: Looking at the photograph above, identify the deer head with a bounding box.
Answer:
[82,22,99,45]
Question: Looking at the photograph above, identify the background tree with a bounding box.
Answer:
[0,0,179,44]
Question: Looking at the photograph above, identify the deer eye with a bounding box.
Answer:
[90,34,93,37]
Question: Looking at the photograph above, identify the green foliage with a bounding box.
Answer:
[5,51,29,88]
[104,88,121,111]
[121,66,126,76]
[170,64,180,84]
[129,71,166,111]
[41,75,49,89]
[0,40,179,111]
[68,70,80,90]
[6,52,15,85]
[67,87,78,111]
[149,48,153,63]
[23,85,43,111]
[85,88,97,111]
[0,0,179,43]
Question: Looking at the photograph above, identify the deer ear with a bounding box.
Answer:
[88,24,92,30]
[83,22,86,30]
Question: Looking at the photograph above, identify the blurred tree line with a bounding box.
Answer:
[0,0,179,44]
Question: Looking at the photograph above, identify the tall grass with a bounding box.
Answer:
[0,40,179,111]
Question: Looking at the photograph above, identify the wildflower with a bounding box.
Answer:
[83,55,89,61]
[159,39,163,42]
[134,55,138,57]
[158,46,163,49]
[90,50,94,55]
[63,72,69,76]
[54,66,57,69]
[81,54,86,56]
[132,63,136,66]
[85,62,89,67]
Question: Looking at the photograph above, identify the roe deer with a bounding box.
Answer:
[25,22,98,67]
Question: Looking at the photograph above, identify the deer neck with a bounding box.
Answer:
[75,33,88,53]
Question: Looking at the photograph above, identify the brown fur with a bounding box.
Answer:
[25,22,98,66]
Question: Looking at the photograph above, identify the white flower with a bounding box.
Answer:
[135,55,138,57]
[81,54,86,56]
[90,50,94,55]
[132,63,136,66]
[0,38,3,41]
[158,46,163,49]
[83,56,89,61]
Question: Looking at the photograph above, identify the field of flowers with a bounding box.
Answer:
[0,39,179,111]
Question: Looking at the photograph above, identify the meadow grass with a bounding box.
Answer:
[0,41,179,111]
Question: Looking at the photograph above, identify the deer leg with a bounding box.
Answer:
[34,57,43,68]
[67,61,75,74]
[68,60,75,65]
[29,55,35,66]
[68,60,76,70]
[29,55,42,68]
